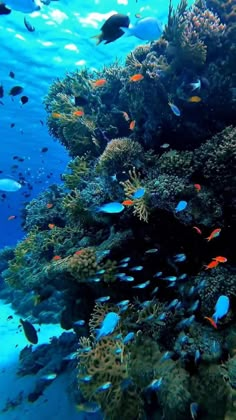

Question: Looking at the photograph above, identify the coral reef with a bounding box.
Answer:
[1,1,235,418]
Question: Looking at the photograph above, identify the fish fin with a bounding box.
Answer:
[120,26,132,37]
[0,3,11,14]
[91,33,102,45]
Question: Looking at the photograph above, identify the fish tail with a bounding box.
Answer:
[91,33,102,45]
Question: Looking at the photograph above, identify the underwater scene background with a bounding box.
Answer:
[0,0,235,419]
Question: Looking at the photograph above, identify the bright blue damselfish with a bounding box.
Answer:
[96,312,120,341]
[121,17,163,41]
[175,200,188,213]
[212,295,230,323]
[96,202,124,213]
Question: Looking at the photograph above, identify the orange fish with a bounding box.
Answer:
[206,228,221,241]
[48,223,55,229]
[204,316,217,329]
[46,203,53,209]
[194,183,201,192]
[52,255,61,261]
[73,110,84,117]
[92,79,107,88]
[122,199,134,206]
[213,256,227,263]
[52,112,62,119]
[8,215,16,221]
[204,260,219,270]
[75,250,84,256]
[192,226,202,235]
[188,96,202,103]
[129,120,136,130]
[129,74,144,82]
[122,111,130,121]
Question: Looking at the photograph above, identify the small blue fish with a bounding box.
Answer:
[121,17,163,41]
[174,253,186,262]
[74,320,86,326]
[115,273,127,279]
[178,335,189,345]
[95,296,110,303]
[188,300,199,313]
[118,262,129,268]
[146,377,163,390]
[212,295,230,323]
[120,275,134,282]
[153,271,163,278]
[79,375,93,383]
[177,315,195,329]
[130,265,143,271]
[96,202,124,214]
[95,382,112,393]
[190,402,199,420]
[140,300,152,308]
[157,312,166,321]
[190,79,201,91]
[159,351,173,363]
[120,257,131,263]
[194,349,201,365]
[133,280,150,289]
[175,200,188,213]
[132,187,145,199]
[168,101,181,116]
[162,276,177,282]
[96,312,120,341]
[166,299,179,310]
[151,286,159,295]
[123,332,135,344]
[145,248,159,254]
[114,348,122,355]
[116,299,130,308]
[96,269,106,275]
[178,273,188,280]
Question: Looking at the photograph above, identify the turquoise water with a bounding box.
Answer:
[0,0,191,247]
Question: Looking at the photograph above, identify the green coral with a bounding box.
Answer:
[62,155,90,189]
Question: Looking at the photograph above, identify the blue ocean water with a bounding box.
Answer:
[0,0,191,248]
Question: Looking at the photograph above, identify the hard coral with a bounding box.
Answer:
[98,138,144,176]
[68,248,98,282]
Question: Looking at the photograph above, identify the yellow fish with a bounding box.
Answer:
[188,96,202,103]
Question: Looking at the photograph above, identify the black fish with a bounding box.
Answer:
[20,318,38,344]
[0,84,4,98]
[0,3,11,15]
[24,17,35,32]
[41,147,48,153]
[10,123,15,128]
[9,71,15,78]
[94,13,130,45]
[9,86,24,96]
[20,95,28,105]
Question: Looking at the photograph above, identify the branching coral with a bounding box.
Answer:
[62,155,90,190]
[120,167,149,222]
[164,0,225,68]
